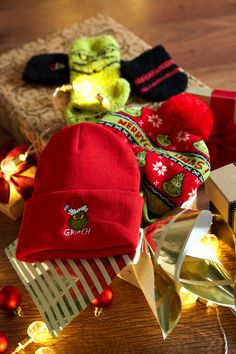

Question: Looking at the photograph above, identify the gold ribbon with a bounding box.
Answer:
[119,208,235,338]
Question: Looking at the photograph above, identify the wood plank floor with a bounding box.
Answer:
[0,1,236,353]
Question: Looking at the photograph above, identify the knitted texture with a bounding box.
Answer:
[65,34,130,124]
[99,93,213,222]
[22,53,70,85]
[157,93,213,141]
[16,123,143,262]
[121,45,188,102]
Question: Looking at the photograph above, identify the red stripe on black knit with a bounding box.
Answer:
[121,45,188,101]
[140,67,180,93]
[134,59,175,85]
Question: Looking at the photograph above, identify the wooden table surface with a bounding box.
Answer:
[0,1,236,353]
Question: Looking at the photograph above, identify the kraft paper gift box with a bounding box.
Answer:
[0,15,150,146]
[205,162,236,240]
[0,14,208,147]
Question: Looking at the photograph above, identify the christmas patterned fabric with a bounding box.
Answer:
[99,93,213,223]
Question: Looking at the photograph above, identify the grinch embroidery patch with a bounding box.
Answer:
[64,197,91,236]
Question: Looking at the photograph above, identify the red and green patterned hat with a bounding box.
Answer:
[99,93,213,223]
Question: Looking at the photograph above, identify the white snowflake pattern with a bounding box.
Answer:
[194,178,200,184]
[147,113,163,128]
[152,161,167,176]
[177,131,190,142]
[153,180,159,186]
[148,131,153,137]
[188,188,197,198]
[138,120,144,126]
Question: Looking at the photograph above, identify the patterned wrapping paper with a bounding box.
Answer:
[0,14,208,146]
[5,238,140,337]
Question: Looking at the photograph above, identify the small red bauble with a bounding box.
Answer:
[0,331,8,353]
[0,285,22,313]
[91,285,114,308]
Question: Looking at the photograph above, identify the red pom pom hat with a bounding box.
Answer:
[99,93,213,221]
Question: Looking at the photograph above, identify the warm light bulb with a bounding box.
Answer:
[35,347,55,354]
[0,152,28,178]
[199,234,218,260]
[0,157,18,176]
[27,321,50,343]
[179,286,198,305]
[19,153,28,162]
[189,234,219,261]
[11,321,50,354]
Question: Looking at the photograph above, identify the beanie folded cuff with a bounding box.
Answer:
[16,189,143,262]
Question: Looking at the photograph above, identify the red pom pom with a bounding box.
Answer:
[157,93,214,140]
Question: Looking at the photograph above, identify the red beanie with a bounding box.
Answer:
[16,123,143,262]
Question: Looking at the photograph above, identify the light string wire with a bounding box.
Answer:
[26,122,65,157]
[216,307,228,354]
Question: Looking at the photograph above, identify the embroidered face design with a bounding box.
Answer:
[162,172,184,198]
[156,134,171,147]
[136,150,147,167]
[69,35,120,75]
[64,198,89,231]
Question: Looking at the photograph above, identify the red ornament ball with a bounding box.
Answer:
[0,331,8,353]
[0,286,22,312]
[91,285,114,308]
